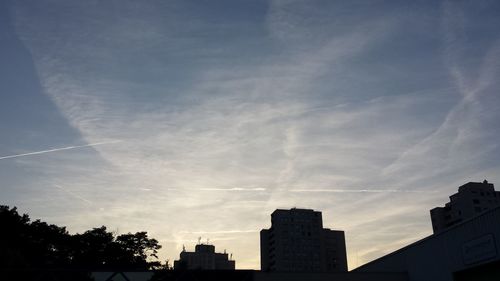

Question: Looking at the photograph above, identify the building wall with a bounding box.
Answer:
[322,229,348,271]
[215,253,235,270]
[355,207,500,281]
[430,181,500,233]
[254,272,408,281]
[174,244,235,270]
[260,208,347,272]
[90,270,408,281]
[260,229,270,271]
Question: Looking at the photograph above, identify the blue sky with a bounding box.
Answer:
[1,0,500,269]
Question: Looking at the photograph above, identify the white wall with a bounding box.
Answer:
[355,207,500,281]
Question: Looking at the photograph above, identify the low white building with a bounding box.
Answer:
[355,206,500,281]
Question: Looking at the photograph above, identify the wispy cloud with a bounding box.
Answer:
[6,0,500,270]
[10,1,443,269]
[380,1,500,187]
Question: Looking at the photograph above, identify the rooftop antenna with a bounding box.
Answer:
[182,244,186,252]
[224,249,227,254]
[230,253,233,260]
[198,237,201,245]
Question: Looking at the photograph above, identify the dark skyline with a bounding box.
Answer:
[3,184,499,281]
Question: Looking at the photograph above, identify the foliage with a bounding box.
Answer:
[0,205,162,271]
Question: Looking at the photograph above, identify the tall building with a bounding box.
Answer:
[430,180,500,233]
[260,208,347,272]
[173,243,235,270]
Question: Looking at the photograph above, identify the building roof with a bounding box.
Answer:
[354,205,500,271]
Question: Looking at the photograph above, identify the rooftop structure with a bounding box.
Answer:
[430,180,500,233]
[173,243,235,270]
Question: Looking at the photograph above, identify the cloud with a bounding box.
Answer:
[7,0,500,270]
[9,1,438,269]
[380,1,500,188]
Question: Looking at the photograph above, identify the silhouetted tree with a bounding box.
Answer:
[0,206,93,280]
[0,205,162,272]
[116,231,162,269]
[0,206,71,268]
[70,226,115,269]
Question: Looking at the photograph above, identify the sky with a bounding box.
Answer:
[1,0,500,270]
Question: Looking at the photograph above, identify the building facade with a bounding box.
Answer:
[430,180,500,233]
[260,208,347,272]
[173,244,235,270]
[355,206,500,281]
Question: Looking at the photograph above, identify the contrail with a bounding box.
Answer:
[179,230,258,234]
[290,189,434,193]
[195,187,266,192]
[0,140,121,160]
[55,184,92,205]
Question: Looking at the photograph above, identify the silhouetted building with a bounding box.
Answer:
[260,208,347,272]
[355,206,500,281]
[173,244,235,270]
[430,180,500,233]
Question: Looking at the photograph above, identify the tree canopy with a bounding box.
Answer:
[0,205,162,271]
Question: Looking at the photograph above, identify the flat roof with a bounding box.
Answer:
[353,205,500,271]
